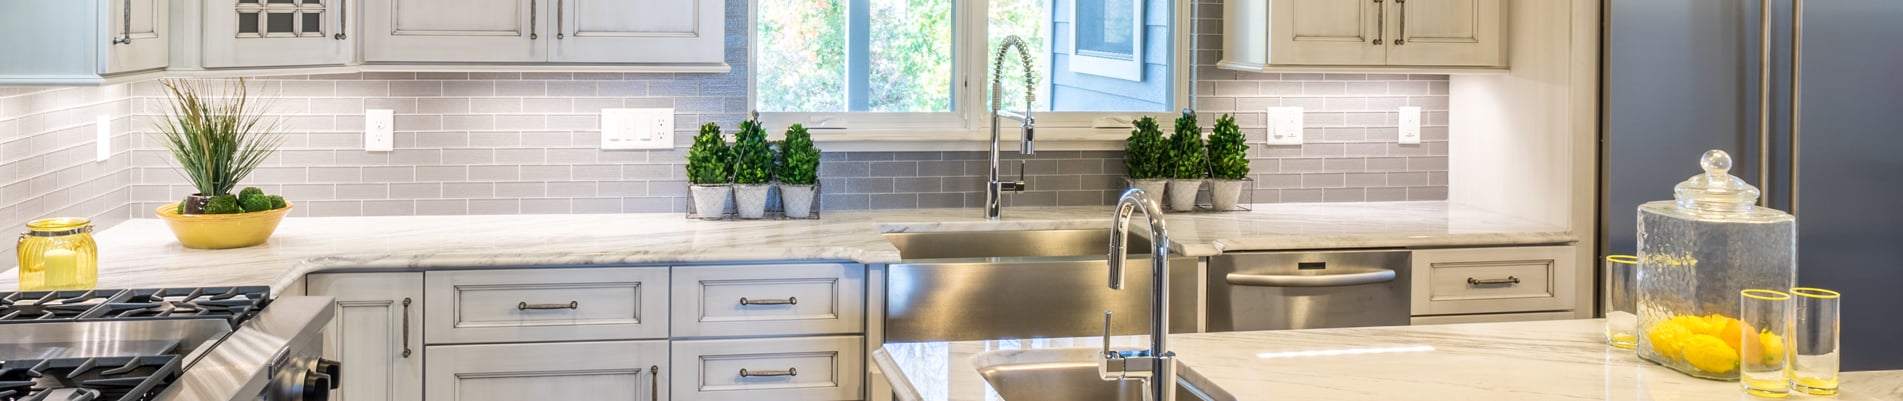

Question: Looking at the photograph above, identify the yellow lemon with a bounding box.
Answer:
[1648,322,1691,361]
[1759,330,1787,365]
[1682,334,1740,374]
[1719,318,1752,353]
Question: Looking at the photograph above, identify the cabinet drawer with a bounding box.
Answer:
[425,267,669,344]
[670,336,865,401]
[426,341,667,401]
[1411,246,1577,316]
[671,264,865,338]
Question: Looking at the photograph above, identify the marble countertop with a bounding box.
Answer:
[1,202,1570,293]
[880,319,1903,401]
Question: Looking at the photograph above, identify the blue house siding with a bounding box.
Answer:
[1048,0,1173,111]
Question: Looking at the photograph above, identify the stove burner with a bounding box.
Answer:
[0,354,180,401]
[0,287,269,327]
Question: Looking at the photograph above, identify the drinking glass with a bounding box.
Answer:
[1790,288,1841,396]
[1739,289,1793,397]
[1602,255,1639,349]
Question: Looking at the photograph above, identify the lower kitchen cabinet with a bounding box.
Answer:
[1410,245,1579,317]
[670,336,865,401]
[308,273,424,401]
[426,340,670,401]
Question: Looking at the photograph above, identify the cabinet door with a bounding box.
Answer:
[547,0,722,63]
[202,0,351,68]
[308,273,424,401]
[670,336,865,401]
[1409,245,1577,316]
[1383,0,1503,67]
[362,0,541,62]
[1266,0,1385,66]
[104,0,169,74]
[426,341,669,401]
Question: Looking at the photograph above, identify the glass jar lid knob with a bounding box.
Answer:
[1673,150,1760,212]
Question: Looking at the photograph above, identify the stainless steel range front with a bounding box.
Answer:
[0,287,338,401]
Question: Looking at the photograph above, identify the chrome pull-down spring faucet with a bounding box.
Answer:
[986,35,1037,220]
[1100,188,1177,401]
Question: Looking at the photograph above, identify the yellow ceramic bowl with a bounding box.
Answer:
[155,201,293,249]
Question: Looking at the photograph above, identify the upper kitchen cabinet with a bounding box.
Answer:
[1220,0,1504,71]
[169,0,355,70]
[363,0,725,67]
[0,0,170,85]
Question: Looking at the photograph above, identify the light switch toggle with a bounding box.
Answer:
[602,108,675,150]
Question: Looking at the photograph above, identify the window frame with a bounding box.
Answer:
[745,0,1194,145]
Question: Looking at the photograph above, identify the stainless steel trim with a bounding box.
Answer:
[739,367,797,377]
[400,297,412,358]
[1393,0,1407,45]
[334,0,347,40]
[1758,0,1771,207]
[152,296,337,401]
[1372,0,1385,45]
[0,320,231,361]
[112,0,132,44]
[529,0,538,40]
[1466,276,1522,286]
[1790,0,1803,216]
[1225,268,1396,288]
[738,297,796,306]
[516,301,579,310]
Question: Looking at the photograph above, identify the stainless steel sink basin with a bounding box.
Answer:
[972,348,1220,401]
[882,229,1197,342]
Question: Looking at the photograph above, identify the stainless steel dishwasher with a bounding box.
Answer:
[1206,250,1411,331]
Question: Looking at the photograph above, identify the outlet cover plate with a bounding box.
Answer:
[95,115,111,161]
[601,108,674,150]
[365,109,394,152]
[1265,107,1304,145]
[1399,106,1422,144]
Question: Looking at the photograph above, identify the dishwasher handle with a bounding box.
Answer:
[1225,268,1396,288]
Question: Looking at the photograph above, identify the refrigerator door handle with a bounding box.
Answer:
[1758,0,1773,208]
[1790,0,1803,216]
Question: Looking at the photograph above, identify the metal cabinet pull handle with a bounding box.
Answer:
[1466,276,1521,286]
[650,365,660,401]
[555,0,564,39]
[739,368,797,377]
[738,297,797,306]
[333,0,347,40]
[112,0,133,44]
[1371,0,1384,45]
[529,0,538,40]
[518,301,579,310]
[1393,0,1407,45]
[400,297,413,358]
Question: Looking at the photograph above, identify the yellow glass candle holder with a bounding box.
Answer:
[15,217,98,291]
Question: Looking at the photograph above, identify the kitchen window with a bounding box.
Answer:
[749,0,1189,138]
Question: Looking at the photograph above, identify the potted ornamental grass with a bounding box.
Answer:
[1165,111,1208,212]
[776,124,821,218]
[731,119,775,219]
[1123,116,1169,200]
[686,122,733,219]
[1207,114,1250,211]
[151,78,294,249]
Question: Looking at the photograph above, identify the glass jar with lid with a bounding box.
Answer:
[16,217,98,290]
[1636,150,1796,380]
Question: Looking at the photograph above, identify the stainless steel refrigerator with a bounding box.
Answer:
[1604,0,1903,370]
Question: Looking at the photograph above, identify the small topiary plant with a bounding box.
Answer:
[1207,114,1249,180]
[238,187,273,212]
[732,120,774,184]
[777,124,820,186]
[686,123,733,185]
[1167,111,1208,179]
[205,194,244,214]
[1124,117,1168,179]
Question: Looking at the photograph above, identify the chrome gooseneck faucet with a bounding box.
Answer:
[986,35,1037,220]
[1101,188,1176,401]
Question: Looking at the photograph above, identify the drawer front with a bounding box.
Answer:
[1412,246,1577,316]
[426,267,670,344]
[670,336,865,401]
[671,264,865,338]
[426,340,667,401]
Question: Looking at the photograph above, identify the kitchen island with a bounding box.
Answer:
[880,319,1902,401]
[0,201,1567,292]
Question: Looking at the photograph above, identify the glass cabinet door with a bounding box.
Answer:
[204,0,351,68]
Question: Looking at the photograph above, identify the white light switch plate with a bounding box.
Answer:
[601,108,674,150]
[1399,106,1422,145]
[365,109,394,152]
[94,115,111,162]
[1265,107,1303,145]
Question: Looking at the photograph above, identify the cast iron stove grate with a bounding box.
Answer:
[0,287,270,327]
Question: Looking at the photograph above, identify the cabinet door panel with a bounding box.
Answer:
[1385,0,1502,67]
[308,273,424,401]
[549,0,723,63]
[426,341,668,401]
[1266,0,1384,66]
[105,0,169,74]
[202,0,350,68]
[364,0,540,62]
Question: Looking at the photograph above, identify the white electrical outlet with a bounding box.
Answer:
[601,108,675,150]
[365,109,394,152]
[1265,107,1304,145]
[94,115,111,162]
[1399,106,1422,145]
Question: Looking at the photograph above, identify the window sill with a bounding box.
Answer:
[805,127,1132,152]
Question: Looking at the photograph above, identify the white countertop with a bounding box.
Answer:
[881,319,1903,401]
[1,202,1570,293]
